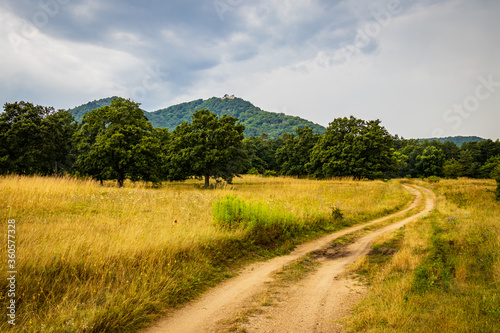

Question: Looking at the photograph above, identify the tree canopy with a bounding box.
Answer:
[307,116,394,179]
[0,101,76,175]
[73,98,160,187]
[167,109,246,188]
[2,97,500,195]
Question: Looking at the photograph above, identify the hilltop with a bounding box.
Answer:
[68,96,326,138]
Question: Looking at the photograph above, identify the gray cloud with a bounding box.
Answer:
[1,0,499,139]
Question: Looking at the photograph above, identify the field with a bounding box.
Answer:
[346,178,500,332]
[0,175,412,332]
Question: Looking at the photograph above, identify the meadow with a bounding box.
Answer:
[346,178,500,332]
[0,175,412,332]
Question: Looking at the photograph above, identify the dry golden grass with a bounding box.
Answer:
[345,178,500,332]
[0,175,411,332]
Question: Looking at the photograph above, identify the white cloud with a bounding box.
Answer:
[1,0,499,139]
[0,7,147,108]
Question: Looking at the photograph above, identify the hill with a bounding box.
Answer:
[68,96,326,138]
[68,97,119,122]
[419,136,486,147]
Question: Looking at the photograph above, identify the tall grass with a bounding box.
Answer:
[0,175,411,332]
[345,178,500,332]
[213,194,341,246]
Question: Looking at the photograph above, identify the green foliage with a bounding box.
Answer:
[397,138,500,179]
[0,101,77,175]
[496,179,500,201]
[276,126,320,176]
[419,136,486,147]
[73,98,160,186]
[213,195,298,245]
[242,134,285,174]
[443,159,462,179]
[415,146,445,178]
[480,156,500,179]
[247,167,260,175]
[168,109,246,187]
[426,176,441,183]
[68,96,119,122]
[148,97,326,139]
[308,116,394,179]
[411,222,455,293]
[69,96,326,139]
[263,170,277,177]
[330,206,344,221]
[213,195,332,246]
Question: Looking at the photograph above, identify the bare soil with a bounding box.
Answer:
[141,185,435,333]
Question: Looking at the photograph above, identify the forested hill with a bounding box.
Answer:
[419,136,486,147]
[68,96,326,138]
[68,97,119,123]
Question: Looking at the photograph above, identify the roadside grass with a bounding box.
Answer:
[345,178,500,332]
[0,175,411,332]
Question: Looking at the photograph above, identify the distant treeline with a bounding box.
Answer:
[1,99,500,194]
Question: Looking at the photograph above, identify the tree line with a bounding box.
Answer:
[1,98,499,198]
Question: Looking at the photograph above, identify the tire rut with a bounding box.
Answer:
[141,185,434,333]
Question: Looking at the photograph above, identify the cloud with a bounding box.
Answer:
[1,0,499,139]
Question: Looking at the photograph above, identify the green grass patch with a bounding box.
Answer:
[213,194,345,246]
[345,179,500,332]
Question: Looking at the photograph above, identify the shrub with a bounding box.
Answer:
[263,170,277,177]
[426,176,441,183]
[247,167,260,175]
[213,195,332,246]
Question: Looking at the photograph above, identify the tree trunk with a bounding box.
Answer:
[204,174,210,188]
[117,171,125,188]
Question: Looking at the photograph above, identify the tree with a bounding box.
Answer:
[458,149,480,178]
[276,126,319,176]
[73,98,159,187]
[242,136,269,174]
[496,179,500,201]
[0,101,76,175]
[307,116,394,179]
[443,159,463,179]
[168,109,245,188]
[415,146,445,177]
[480,156,500,179]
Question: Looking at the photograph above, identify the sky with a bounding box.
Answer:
[0,0,499,140]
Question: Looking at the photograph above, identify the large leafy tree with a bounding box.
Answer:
[168,109,245,188]
[415,146,445,177]
[0,101,76,175]
[74,98,160,187]
[307,116,394,179]
[241,133,285,174]
[276,126,320,176]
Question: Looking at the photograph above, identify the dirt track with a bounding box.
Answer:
[142,185,435,333]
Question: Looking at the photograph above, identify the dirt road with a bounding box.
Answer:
[142,185,435,333]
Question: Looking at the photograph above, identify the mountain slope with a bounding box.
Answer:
[147,97,326,138]
[68,97,119,122]
[68,96,327,138]
[419,136,486,147]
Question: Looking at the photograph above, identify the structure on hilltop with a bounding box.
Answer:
[222,94,235,100]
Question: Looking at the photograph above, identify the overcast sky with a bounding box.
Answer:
[1,0,499,139]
